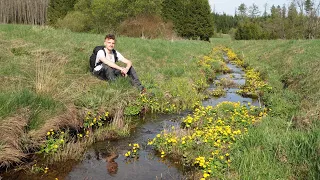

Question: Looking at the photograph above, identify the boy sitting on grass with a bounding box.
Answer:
[92,34,145,93]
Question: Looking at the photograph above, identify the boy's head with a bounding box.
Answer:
[104,34,116,51]
[105,34,116,41]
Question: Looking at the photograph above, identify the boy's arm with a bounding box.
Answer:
[120,58,132,74]
[97,50,124,71]
[100,56,124,71]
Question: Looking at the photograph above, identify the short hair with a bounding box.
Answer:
[105,34,116,40]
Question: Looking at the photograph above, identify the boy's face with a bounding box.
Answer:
[104,38,115,52]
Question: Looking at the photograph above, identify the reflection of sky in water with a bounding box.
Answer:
[227,63,244,73]
[67,150,184,180]
[202,92,261,107]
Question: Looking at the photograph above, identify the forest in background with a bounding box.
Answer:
[0,0,320,40]
[214,0,320,39]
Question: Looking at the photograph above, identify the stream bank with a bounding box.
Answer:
[1,49,264,180]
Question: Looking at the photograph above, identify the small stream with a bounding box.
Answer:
[2,61,260,180]
[64,62,260,180]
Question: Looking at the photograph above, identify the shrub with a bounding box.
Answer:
[56,11,90,32]
[119,14,176,39]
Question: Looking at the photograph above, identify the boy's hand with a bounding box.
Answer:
[121,67,128,77]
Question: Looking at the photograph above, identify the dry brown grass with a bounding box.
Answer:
[119,14,177,40]
[48,138,88,164]
[111,106,125,129]
[0,109,29,167]
[219,77,238,88]
[32,49,68,96]
[292,106,320,130]
[28,105,81,141]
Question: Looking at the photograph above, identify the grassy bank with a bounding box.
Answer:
[209,39,320,179]
[0,24,212,168]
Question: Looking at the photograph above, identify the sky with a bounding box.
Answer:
[208,0,291,15]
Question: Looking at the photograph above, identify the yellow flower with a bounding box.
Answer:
[125,151,131,157]
[44,167,49,173]
[47,132,51,135]
[203,172,210,178]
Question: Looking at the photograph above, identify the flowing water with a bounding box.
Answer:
[1,61,261,180]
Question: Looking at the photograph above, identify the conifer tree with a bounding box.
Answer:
[162,0,213,41]
[161,0,184,33]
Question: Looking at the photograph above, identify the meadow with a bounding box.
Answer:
[0,24,319,179]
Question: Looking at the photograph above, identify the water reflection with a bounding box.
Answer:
[66,115,189,180]
[105,153,118,176]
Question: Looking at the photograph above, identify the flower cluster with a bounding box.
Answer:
[211,86,226,97]
[125,90,187,116]
[223,47,244,67]
[124,143,140,159]
[197,55,230,80]
[77,111,110,138]
[237,68,272,98]
[31,163,49,174]
[38,129,65,156]
[149,101,268,179]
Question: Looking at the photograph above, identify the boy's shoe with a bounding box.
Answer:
[140,87,147,94]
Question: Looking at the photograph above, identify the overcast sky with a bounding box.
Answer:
[208,0,291,15]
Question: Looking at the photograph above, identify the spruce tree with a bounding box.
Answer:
[161,0,184,33]
[163,0,213,41]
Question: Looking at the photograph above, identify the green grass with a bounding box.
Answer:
[0,24,212,126]
[1,24,320,179]
[207,39,320,179]
[0,24,213,167]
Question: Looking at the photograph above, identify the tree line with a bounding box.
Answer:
[0,0,213,41]
[2,0,319,40]
[213,0,320,39]
[0,0,49,25]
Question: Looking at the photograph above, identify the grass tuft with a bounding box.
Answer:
[0,110,29,167]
